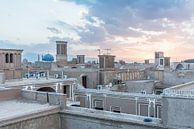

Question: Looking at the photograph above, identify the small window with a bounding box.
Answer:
[160,59,164,65]
[10,53,13,63]
[138,103,149,116]
[94,100,104,110]
[156,90,162,95]
[5,53,9,63]
[110,106,121,113]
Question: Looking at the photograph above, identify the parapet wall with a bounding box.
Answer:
[0,113,60,129]
[162,95,194,129]
[61,106,165,129]
[0,88,21,101]
[21,90,66,109]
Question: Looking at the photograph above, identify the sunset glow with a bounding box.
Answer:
[0,0,194,62]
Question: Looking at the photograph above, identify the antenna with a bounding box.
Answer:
[97,49,101,55]
[103,49,111,55]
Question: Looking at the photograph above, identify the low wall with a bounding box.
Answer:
[162,96,194,129]
[60,106,165,129]
[21,90,66,109]
[0,113,60,129]
[162,70,194,86]
[124,80,155,94]
[0,88,21,101]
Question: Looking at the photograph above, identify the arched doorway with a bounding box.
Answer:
[37,87,56,92]
[80,74,87,88]
[176,64,184,70]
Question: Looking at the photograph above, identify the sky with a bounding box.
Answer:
[0,0,194,62]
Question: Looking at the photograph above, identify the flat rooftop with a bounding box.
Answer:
[2,78,76,88]
[0,48,23,51]
[75,89,161,99]
[163,81,194,98]
[125,80,155,83]
[166,81,194,91]
[0,99,59,126]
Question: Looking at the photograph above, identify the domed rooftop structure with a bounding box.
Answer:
[42,54,54,62]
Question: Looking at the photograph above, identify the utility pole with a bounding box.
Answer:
[97,49,101,55]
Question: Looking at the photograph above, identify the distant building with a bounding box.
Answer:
[98,55,115,69]
[68,58,77,65]
[77,55,85,64]
[154,52,170,70]
[184,59,194,63]
[119,60,126,65]
[144,59,149,64]
[42,54,54,62]
[0,49,23,80]
[164,57,170,67]
[56,41,67,66]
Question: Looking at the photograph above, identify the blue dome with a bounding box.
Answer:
[42,54,54,62]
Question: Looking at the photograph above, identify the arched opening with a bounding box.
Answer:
[176,64,184,70]
[37,87,56,92]
[81,76,87,88]
[63,85,70,97]
[5,53,9,63]
[155,90,162,95]
[10,53,13,63]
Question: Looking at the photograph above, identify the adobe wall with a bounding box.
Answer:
[162,96,194,129]
[60,111,165,129]
[0,114,60,129]
[163,70,194,86]
[124,80,155,94]
[62,70,98,89]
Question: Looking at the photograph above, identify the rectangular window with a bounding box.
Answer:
[10,54,13,63]
[94,100,104,110]
[160,59,164,65]
[138,103,149,116]
[5,54,9,63]
[110,106,121,113]
[156,105,161,118]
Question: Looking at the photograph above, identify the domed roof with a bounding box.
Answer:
[42,54,54,62]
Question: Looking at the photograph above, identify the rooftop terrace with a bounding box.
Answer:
[0,99,59,126]
[1,78,76,88]
[163,81,194,98]
[76,89,161,99]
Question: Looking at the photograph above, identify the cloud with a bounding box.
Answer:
[47,27,61,34]
[78,24,106,43]
[1,0,194,62]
